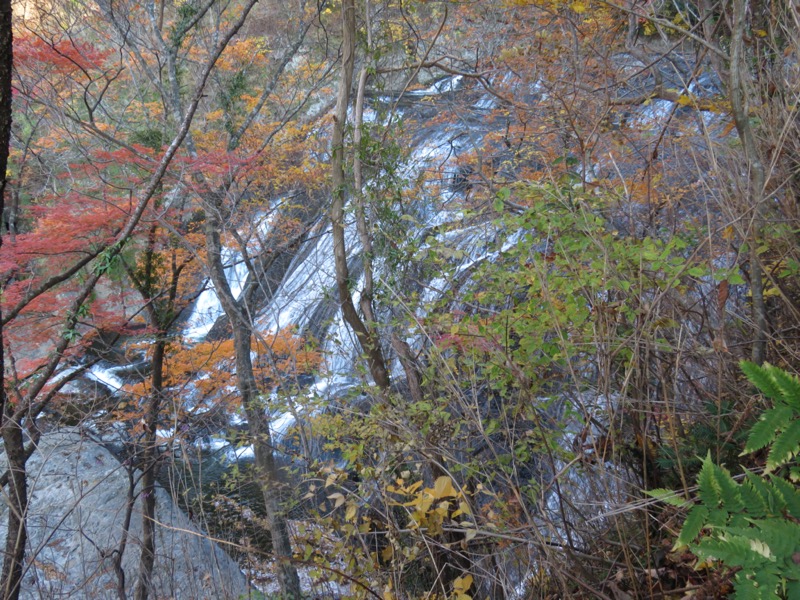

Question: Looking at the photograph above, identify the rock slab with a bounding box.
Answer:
[0,431,249,599]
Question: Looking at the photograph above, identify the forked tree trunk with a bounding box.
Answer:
[204,209,301,599]
[330,0,390,390]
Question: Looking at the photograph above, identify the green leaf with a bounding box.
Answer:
[769,476,800,520]
[676,504,708,547]
[785,580,800,598]
[754,518,800,558]
[752,569,783,600]
[744,405,793,454]
[766,419,800,472]
[730,577,761,600]
[745,471,774,512]
[646,488,689,507]
[740,476,768,518]
[741,361,783,402]
[698,452,722,507]
[770,367,800,411]
[696,535,766,568]
[712,463,744,512]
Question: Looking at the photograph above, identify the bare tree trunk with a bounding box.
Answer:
[1,417,26,600]
[1,6,19,591]
[330,0,390,389]
[204,206,301,599]
[730,0,768,365]
[133,338,165,600]
[120,224,187,600]
[0,0,9,247]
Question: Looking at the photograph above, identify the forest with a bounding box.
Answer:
[0,0,799,598]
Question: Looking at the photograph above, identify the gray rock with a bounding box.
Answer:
[0,431,249,599]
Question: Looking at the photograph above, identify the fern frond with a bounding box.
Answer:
[787,581,800,599]
[769,476,800,520]
[698,452,721,507]
[743,405,793,454]
[676,504,708,548]
[645,488,689,507]
[766,418,800,472]
[752,518,800,558]
[752,569,783,600]
[695,535,767,567]
[729,577,761,600]
[707,507,729,527]
[741,360,783,401]
[744,471,778,516]
[768,367,800,411]
[712,462,744,512]
[740,476,768,518]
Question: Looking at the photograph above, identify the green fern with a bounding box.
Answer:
[669,363,800,599]
[744,405,793,454]
[768,419,800,472]
[740,361,800,472]
[740,361,783,403]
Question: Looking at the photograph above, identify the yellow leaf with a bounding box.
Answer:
[432,476,457,499]
[345,503,357,521]
[753,29,767,37]
[676,94,693,106]
[453,574,474,594]
[406,480,423,494]
[571,1,586,13]
[327,492,345,508]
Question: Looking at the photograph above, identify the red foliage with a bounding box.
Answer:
[14,34,111,74]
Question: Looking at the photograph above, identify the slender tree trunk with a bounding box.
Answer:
[730,0,768,365]
[112,467,137,600]
[134,337,165,600]
[330,0,390,389]
[204,208,301,599]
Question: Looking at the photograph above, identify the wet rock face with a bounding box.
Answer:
[0,431,248,599]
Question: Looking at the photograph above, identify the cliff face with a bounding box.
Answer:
[0,431,248,599]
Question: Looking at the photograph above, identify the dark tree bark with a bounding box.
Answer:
[0,0,12,422]
[0,418,25,600]
[1,3,18,597]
